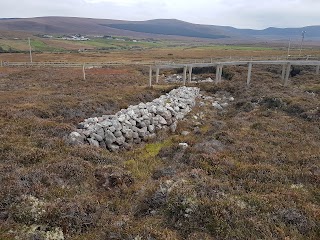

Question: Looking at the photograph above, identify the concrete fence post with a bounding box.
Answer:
[215,65,220,84]
[188,66,193,83]
[82,64,86,80]
[219,65,223,82]
[0,60,3,67]
[247,62,253,86]
[149,66,153,87]
[316,65,320,75]
[284,63,291,86]
[183,66,187,86]
[156,68,160,84]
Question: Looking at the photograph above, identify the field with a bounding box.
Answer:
[1,33,320,61]
[0,43,320,240]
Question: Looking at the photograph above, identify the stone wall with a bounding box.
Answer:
[69,87,200,151]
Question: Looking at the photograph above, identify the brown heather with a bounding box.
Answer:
[0,48,319,239]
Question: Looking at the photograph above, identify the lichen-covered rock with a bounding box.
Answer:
[15,225,64,240]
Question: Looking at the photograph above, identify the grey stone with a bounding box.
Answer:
[181,131,190,136]
[99,141,107,149]
[137,121,146,128]
[96,128,105,138]
[115,136,126,145]
[161,110,172,120]
[138,127,148,137]
[86,117,98,124]
[69,131,85,145]
[114,130,123,138]
[111,120,122,131]
[170,122,177,133]
[212,102,223,110]
[158,116,167,125]
[138,103,146,109]
[104,130,116,145]
[108,144,120,152]
[166,118,173,125]
[131,126,139,132]
[143,119,151,126]
[127,109,136,118]
[140,109,149,115]
[132,132,139,139]
[124,120,132,126]
[108,126,116,132]
[123,129,133,139]
[77,122,86,129]
[148,105,157,113]
[122,142,132,150]
[148,124,155,133]
[178,143,189,149]
[129,119,136,126]
[82,130,92,137]
[92,133,103,142]
[118,114,126,122]
[88,138,99,147]
[176,113,184,120]
[220,102,229,108]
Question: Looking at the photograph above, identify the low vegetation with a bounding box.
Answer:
[0,52,319,239]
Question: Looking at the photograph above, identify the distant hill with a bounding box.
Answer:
[0,17,319,42]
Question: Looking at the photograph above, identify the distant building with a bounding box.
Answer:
[61,35,90,41]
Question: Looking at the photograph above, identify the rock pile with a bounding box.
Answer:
[69,87,200,151]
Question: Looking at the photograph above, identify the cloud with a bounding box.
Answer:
[84,0,140,6]
[0,0,319,29]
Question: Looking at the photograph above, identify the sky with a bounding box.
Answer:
[0,0,319,29]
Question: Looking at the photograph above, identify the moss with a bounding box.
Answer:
[144,140,171,158]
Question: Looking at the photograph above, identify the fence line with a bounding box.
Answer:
[149,59,320,87]
[1,55,319,68]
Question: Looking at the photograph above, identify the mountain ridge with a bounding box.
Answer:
[0,16,319,42]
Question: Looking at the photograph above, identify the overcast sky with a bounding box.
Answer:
[0,0,319,29]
